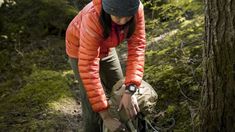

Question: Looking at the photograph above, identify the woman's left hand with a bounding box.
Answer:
[118,93,140,119]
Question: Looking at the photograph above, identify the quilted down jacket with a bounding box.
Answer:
[65,0,146,112]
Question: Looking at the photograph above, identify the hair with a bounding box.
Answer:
[99,8,136,39]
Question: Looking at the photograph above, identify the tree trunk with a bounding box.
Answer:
[200,0,235,131]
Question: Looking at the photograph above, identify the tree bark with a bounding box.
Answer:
[200,0,235,131]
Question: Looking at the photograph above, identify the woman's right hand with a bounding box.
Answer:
[99,110,127,132]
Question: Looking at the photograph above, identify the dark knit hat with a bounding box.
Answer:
[102,0,140,17]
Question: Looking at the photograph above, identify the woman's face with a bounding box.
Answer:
[110,15,132,25]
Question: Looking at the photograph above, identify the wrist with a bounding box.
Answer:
[124,91,133,96]
[124,89,135,95]
[125,84,137,95]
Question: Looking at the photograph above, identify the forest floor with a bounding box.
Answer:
[0,37,85,131]
[0,14,203,131]
[0,36,131,131]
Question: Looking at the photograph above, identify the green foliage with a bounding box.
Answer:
[0,0,80,131]
[24,37,69,70]
[0,47,32,83]
[0,31,77,130]
[16,69,72,104]
[0,36,69,87]
[0,0,205,131]
[0,0,77,39]
[143,0,204,131]
[0,69,75,131]
[144,0,203,36]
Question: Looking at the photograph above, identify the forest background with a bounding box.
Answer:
[0,0,203,131]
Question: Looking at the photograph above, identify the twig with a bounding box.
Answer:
[14,34,24,57]
[177,81,196,103]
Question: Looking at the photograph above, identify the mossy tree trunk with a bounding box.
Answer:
[200,0,235,131]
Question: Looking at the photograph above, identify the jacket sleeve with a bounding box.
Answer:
[125,3,146,87]
[78,13,108,112]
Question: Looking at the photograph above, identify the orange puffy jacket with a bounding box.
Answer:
[65,0,146,112]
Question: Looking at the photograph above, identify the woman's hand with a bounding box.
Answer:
[99,110,127,132]
[118,93,140,119]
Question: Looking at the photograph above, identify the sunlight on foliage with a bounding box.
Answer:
[143,0,204,130]
[0,69,76,130]
[0,0,204,131]
[48,97,80,116]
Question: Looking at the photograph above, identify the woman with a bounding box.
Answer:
[65,0,146,131]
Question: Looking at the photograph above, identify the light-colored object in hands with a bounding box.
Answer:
[103,78,158,132]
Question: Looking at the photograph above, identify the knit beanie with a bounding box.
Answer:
[102,0,140,17]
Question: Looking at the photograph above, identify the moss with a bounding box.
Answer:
[0,69,76,130]
[144,4,204,130]
[24,37,70,71]
[20,69,72,102]
[166,105,176,114]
